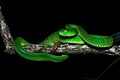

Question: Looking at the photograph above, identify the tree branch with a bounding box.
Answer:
[22,43,120,56]
[0,6,15,54]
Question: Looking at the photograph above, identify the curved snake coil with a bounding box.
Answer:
[13,24,120,62]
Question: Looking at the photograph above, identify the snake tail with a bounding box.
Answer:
[13,37,69,62]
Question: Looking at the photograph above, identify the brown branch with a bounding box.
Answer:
[0,6,15,54]
[22,43,120,56]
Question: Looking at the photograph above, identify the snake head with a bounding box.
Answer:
[58,28,78,37]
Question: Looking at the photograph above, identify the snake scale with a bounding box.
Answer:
[13,24,120,62]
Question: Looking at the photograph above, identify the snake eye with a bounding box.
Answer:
[64,30,67,32]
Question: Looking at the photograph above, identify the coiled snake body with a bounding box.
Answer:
[13,24,119,62]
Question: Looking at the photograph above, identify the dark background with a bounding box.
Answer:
[0,0,120,80]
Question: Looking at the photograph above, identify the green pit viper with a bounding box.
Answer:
[13,24,120,62]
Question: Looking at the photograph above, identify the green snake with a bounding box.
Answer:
[13,24,119,62]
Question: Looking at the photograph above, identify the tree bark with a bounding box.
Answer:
[22,43,120,56]
[0,6,15,54]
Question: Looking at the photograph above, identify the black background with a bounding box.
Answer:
[0,0,120,80]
